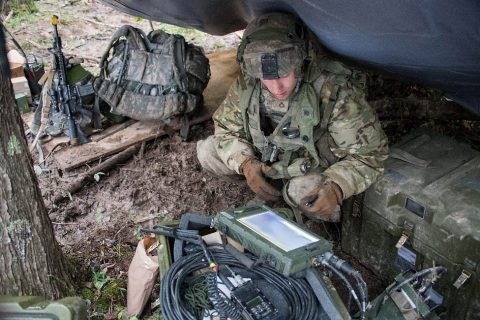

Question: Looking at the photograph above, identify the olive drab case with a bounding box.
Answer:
[94,25,211,121]
[0,296,87,319]
[341,130,480,319]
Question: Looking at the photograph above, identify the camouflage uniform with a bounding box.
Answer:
[197,15,388,221]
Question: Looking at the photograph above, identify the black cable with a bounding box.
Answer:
[206,270,243,320]
[315,253,367,319]
[386,266,446,297]
[160,248,323,320]
[373,266,447,317]
[351,271,368,316]
[321,262,363,319]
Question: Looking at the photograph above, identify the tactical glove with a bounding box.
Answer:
[299,181,343,220]
[240,158,282,202]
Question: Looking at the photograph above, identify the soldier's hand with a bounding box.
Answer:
[299,181,343,220]
[241,158,281,202]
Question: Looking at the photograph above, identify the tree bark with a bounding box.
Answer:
[0,24,73,298]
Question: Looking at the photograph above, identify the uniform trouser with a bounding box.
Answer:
[196,136,341,222]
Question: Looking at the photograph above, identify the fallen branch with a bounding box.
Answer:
[52,222,79,225]
[62,51,100,63]
[26,39,100,63]
[27,39,44,49]
[138,141,146,159]
[77,16,118,29]
[51,144,140,205]
[134,215,157,224]
[3,11,13,23]
[91,119,136,142]
[114,224,131,240]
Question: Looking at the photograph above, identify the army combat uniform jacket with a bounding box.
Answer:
[210,56,389,200]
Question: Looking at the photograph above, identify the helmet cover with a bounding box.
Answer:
[238,12,307,79]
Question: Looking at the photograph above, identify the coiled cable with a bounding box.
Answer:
[206,269,243,320]
[160,248,323,320]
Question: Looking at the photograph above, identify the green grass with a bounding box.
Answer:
[5,0,39,29]
[135,18,209,44]
[159,24,207,42]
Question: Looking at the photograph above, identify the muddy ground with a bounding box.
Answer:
[4,1,480,319]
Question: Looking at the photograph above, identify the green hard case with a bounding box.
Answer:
[342,130,480,319]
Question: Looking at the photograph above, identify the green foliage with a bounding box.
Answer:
[92,268,111,291]
[133,226,144,240]
[80,287,95,301]
[5,0,39,29]
[95,279,127,313]
[215,43,226,50]
[117,307,139,320]
[157,24,208,44]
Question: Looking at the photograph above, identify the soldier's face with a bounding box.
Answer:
[261,70,296,101]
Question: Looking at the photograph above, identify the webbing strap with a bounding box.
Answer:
[390,147,431,167]
[239,76,258,141]
[99,25,148,78]
[30,68,55,151]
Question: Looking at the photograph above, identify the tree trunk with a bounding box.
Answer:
[0,25,73,298]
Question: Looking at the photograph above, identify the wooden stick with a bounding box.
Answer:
[3,11,13,23]
[62,51,100,63]
[51,144,140,205]
[52,222,79,225]
[91,119,136,142]
[76,16,118,29]
[27,39,44,49]
[27,40,100,63]
[138,141,146,159]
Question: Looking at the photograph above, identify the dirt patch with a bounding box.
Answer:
[40,120,255,317]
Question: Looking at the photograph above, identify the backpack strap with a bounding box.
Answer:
[98,25,149,79]
[172,36,187,92]
[238,74,258,141]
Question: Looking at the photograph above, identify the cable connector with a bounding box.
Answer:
[225,265,245,286]
[315,252,355,276]
[209,262,218,272]
[314,251,368,319]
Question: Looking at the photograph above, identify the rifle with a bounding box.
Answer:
[49,15,89,145]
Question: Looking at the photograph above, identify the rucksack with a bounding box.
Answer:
[93,25,210,121]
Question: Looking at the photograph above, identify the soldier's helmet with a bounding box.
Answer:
[237,12,307,80]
